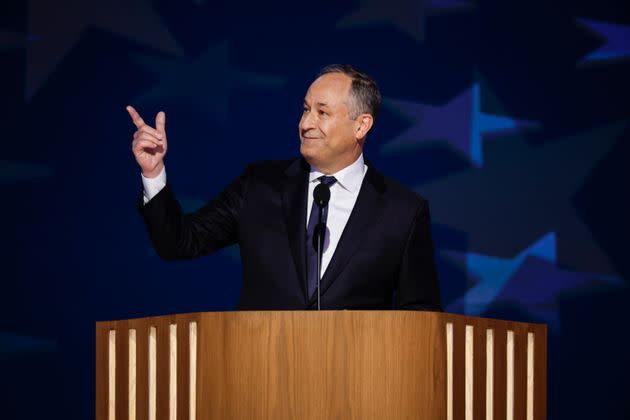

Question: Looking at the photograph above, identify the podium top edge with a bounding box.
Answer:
[95,310,547,329]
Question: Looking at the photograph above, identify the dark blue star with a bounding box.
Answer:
[0,160,53,183]
[417,122,627,275]
[134,42,285,119]
[336,0,471,42]
[0,331,57,358]
[0,30,34,51]
[26,0,183,99]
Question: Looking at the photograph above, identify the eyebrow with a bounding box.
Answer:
[303,101,331,108]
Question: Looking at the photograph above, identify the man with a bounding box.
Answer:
[128,64,442,311]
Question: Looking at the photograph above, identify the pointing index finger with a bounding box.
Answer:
[155,111,166,134]
[126,105,146,129]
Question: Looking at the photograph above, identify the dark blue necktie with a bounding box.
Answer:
[306,176,337,300]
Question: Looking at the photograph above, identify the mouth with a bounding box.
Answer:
[301,136,322,143]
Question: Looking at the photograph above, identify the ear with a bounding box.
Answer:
[354,114,374,140]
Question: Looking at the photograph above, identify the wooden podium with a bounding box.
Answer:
[96,311,546,419]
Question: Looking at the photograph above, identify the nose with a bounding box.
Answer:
[300,111,316,131]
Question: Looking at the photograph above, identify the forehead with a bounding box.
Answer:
[304,73,352,106]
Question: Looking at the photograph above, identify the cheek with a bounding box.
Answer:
[318,120,331,136]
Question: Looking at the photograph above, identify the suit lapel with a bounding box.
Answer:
[307,163,387,307]
[282,158,310,302]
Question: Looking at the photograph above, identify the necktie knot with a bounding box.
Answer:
[319,175,337,187]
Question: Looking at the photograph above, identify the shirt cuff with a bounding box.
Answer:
[141,166,167,204]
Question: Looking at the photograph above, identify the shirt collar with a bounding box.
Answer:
[309,154,366,193]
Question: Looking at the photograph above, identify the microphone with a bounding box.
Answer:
[312,182,331,310]
[313,183,331,208]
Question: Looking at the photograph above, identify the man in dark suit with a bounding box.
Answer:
[127,64,442,311]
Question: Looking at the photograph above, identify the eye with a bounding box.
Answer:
[302,106,310,113]
[318,110,327,116]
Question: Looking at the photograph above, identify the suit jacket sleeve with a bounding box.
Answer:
[138,167,249,260]
[397,198,443,311]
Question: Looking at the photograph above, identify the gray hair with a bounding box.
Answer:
[318,64,381,122]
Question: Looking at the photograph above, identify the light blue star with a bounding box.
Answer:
[577,19,630,62]
[444,232,556,315]
[444,232,624,326]
[382,83,537,166]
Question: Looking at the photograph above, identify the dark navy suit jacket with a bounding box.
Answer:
[139,158,442,311]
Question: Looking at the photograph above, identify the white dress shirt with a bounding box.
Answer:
[306,154,367,274]
[142,154,368,274]
[141,166,167,204]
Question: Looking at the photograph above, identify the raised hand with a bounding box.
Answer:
[127,105,168,178]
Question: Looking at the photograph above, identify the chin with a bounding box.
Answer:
[300,146,320,165]
[299,145,313,160]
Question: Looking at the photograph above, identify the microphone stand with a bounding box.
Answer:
[312,182,330,311]
[316,207,325,311]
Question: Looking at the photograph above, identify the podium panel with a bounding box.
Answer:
[96,311,546,419]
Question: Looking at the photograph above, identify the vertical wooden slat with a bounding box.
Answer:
[533,326,547,420]
[506,330,515,420]
[465,325,474,420]
[446,322,453,420]
[513,327,527,420]
[115,321,129,420]
[134,320,149,420]
[149,325,157,420]
[129,329,137,420]
[96,323,111,420]
[526,332,535,420]
[109,330,116,420]
[473,323,487,420]
[493,325,507,420]
[177,318,190,420]
[156,318,172,420]
[189,321,197,420]
[453,320,466,420]
[486,329,494,420]
[169,324,177,420]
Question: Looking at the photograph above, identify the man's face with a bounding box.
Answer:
[299,73,361,173]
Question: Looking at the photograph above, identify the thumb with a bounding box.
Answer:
[155,111,166,134]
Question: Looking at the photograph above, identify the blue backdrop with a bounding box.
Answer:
[1,0,629,418]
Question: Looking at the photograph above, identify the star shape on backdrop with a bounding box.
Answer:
[416,121,627,275]
[133,42,285,119]
[0,160,53,183]
[0,331,57,358]
[336,0,471,42]
[577,19,630,62]
[381,83,538,166]
[0,30,34,51]
[444,233,624,327]
[26,0,183,99]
